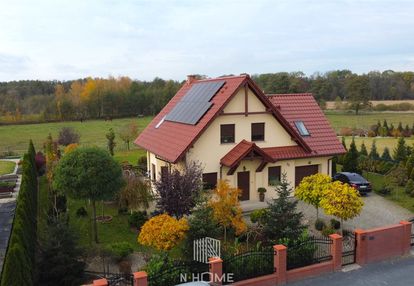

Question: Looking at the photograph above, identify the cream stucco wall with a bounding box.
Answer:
[221,156,332,200]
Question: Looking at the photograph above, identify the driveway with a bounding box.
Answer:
[242,192,413,230]
[289,255,414,286]
[298,192,413,230]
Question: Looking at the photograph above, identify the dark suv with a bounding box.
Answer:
[332,172,372,194]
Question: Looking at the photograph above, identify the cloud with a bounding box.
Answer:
[1,0,414,81]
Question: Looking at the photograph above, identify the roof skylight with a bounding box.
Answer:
[294,121,310,136]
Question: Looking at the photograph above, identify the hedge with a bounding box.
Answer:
[0,140,38,286]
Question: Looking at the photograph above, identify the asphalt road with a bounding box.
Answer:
[290,256,414,286]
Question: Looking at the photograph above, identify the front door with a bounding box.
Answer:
[237,171,250,201]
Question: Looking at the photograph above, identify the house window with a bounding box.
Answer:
[294,121,310,136]
[221,124,235,143]
[151,163,156,181]
[268,166,281,186]
[202,172,217,190]
[251,123,265,141]
[161,166,168,180]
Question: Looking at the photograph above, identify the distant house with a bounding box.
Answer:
[134,74,345,201]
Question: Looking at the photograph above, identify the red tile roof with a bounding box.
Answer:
[220,140,274,167]
[135,76,345,163]
[134,75,248,163]
[267,93,346,157]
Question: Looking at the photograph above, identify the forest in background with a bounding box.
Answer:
[1,70,414,123]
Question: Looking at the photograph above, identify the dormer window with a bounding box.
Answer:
[294,121,310,136]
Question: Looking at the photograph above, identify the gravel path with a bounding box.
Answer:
[298,192,413,230]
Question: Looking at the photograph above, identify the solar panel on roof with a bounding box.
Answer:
[165,80,225,125]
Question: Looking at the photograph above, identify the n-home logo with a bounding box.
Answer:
[180,272,234,283]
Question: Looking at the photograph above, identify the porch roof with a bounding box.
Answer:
[220,140,274,168]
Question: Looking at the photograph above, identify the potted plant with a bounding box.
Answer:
[258,187,267,202]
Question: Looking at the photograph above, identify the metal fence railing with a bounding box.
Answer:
[286,236,333,270]
[147,260,209,286]
[223,249,275,284]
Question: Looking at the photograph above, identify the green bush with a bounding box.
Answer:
[314,219,326,231]
[128,211,148,230]
[106,242,133,261]
[76,207,88,217]
[322,226,336,237]
[118,206,129,215]
[1,142,37,286]
[377,184,392,196]
[405,179,414,195]
[137,156,147,172]
[330,219,341,230]
[250,208,268,225]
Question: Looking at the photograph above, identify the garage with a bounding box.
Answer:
[295,165,319,187]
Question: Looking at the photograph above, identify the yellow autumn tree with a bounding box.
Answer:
[138,214,189,251]
[320,181,364,234]
[295,174,332,219]
[209,180,247,241]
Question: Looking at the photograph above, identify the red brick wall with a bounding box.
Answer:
[356,221,412,265]
[286,261,333,283]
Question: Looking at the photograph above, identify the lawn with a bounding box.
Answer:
[0,161,15,175]
[363,171,414,213]
[0,116,152,155]
[325,111,414,131]
[37,175,149,252]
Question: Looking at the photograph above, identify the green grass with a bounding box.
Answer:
[342,136,414,155]
[0,116,152,155]
[363,171,414,213]
[0,161,15,175]
[37,175,149,252]
[325,111,414,131]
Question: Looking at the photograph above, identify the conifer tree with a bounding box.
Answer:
[368,140,379,160]
[393,137,407,162]
[262,173,305,241]
[341,137,347,150]
[359,142,368,156]
[342,138,360,173]
[381,147,392,161]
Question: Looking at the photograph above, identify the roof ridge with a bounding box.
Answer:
[267,93,313,97]
[196,74,248,82]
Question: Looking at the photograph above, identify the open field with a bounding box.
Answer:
[0,161,15,175]
[0,117,151,163]
[325,111,414,131]
[342,136,414,155]
[325,100,414,110]
[1,112,413,162]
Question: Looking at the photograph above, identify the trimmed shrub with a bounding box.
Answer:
[406,179,414,195]
[330,219,341,230]
[128,211,148,230]
[314,219,326,231]
[106,242,133,261]
[322,226,336,237]
[377,184,392,196]
[76,207,88,217]
[250,208,268,225]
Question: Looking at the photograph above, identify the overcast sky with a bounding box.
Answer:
[1,0,413,81]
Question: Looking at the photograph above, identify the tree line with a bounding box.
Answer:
[1,70,414,122]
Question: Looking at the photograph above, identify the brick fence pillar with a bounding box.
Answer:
[274,244,287,285]
[329,233,343,271]
[133,271,148,286]
[93,278,108,286]
[399,220,412,255]
[209,257,223,285]
[355,229,367,265]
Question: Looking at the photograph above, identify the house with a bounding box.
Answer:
[134,74,345,201]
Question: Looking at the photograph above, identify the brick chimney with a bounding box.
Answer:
[187,75,197,85]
